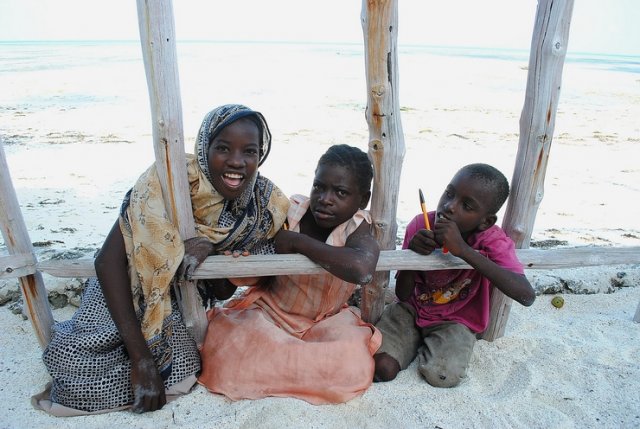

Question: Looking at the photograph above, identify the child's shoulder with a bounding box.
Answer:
[470,225,518,256]
[475,224,509,241]
[286,194,310,231]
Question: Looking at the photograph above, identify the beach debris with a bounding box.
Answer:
[32,239,64,247]
[0,281,21,306]
[48,290,68,309]
[38,198,65,205]
[610,271,627,288]
[8,300,27,320]
[551,296,565,308]
[50,227,77,233]
[530,239,568,248]
[49,250,84,260]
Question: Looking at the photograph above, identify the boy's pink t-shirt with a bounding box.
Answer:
[401,212,524,333]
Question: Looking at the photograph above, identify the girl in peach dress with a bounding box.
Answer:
[198,144,381,404]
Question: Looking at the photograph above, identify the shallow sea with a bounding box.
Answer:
[1,41,639,250]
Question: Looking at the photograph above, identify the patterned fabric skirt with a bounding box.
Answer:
[34,278,200,415]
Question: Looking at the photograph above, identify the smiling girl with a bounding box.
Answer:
[36,104,289,415]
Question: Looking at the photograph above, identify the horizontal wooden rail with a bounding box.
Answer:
[0,246,634,280]
[0,253,36,279]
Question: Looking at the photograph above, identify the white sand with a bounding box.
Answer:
[1,43,640,427]
[2,288,639,428]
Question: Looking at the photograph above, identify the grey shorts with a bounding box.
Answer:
[375,302,476,387]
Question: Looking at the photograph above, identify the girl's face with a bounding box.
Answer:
[436,170,495,236]
[207,118,260,200]
[309,163,370,229]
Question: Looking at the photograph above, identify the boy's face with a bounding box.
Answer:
[436,170,497,235]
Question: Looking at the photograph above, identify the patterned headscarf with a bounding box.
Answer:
[119,105,289,346]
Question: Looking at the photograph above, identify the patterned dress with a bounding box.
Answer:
[33,104,290,415]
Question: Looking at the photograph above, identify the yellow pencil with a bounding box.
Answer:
[418,189,431,230]
[420,188,448,252]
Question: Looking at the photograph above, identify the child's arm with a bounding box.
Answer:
[436,221,535,306]
[395,270,418,302]
[395,227,439,301]
[274,221,380,285]
[94,221,166,413]
[457,247,535,306]
[177,236,214,280]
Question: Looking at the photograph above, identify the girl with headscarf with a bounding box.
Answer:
[34,104,289,416]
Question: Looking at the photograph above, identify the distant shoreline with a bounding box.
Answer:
[1,39,638,68]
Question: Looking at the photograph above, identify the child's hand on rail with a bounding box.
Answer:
[178,237,214,280]
[408,229,438,256]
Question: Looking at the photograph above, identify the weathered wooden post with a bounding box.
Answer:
[483,0,575,341]
[0,142,54,348]
[360,0,405,323]
[136,0,207,345]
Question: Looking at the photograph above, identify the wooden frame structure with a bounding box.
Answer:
[2,0,640,350]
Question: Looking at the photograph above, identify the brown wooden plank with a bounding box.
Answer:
[35,246,640,279]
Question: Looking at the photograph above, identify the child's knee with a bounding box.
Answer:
[417,356,467,388]
[373,352,401,382]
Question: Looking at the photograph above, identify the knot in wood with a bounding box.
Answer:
[510,225,526,239]
[369,140,383,151]
[372,85,385,96]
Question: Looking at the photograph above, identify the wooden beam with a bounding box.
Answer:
[361,0,405,324]
[0,253,36,279]
[32,246,640,280]
[483,0,575,342]
[135,0,207,345]
[0,142,54,348]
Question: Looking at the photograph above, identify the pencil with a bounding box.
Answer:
[418,189,431,230]
[420,188,448,253]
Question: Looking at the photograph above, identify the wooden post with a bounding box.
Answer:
[0,142,54,348]
[634,300,640,323]
[136,0,207,345]
[360,0,405,323]
[483,0,575,341]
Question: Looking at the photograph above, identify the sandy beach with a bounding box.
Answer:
[1,41,640,428]
[0,285,638,429]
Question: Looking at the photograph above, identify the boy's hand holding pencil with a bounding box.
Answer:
[419,189,448,253]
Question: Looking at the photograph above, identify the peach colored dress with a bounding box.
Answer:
[198,195,381,404]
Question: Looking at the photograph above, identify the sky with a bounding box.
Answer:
[0,0,638,56]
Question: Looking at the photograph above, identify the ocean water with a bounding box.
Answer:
[2,40,637,166]
[1,40,639,250]
[1,40,638,128]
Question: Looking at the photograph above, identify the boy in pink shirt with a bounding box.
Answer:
[374,163,535,387]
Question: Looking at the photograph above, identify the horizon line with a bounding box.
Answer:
[0,39,638,58]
